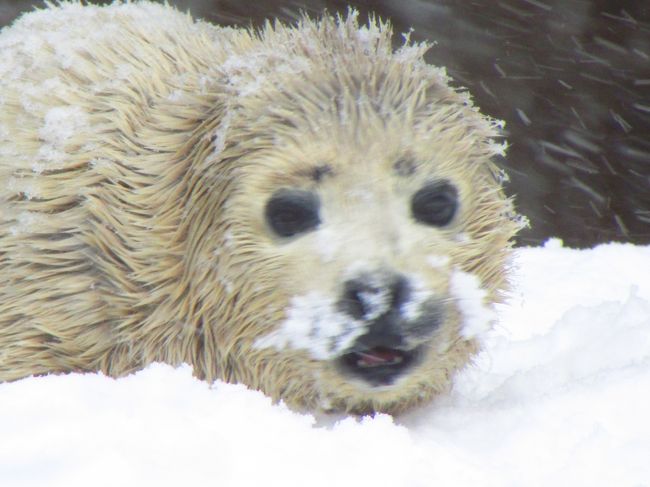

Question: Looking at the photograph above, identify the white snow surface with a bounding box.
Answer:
[2,239,650,487]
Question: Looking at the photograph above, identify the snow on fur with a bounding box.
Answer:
[0,0,521,415]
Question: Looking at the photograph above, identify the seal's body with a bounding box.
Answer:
[0,1,520,414]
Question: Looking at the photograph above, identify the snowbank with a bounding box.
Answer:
[1,240,649,487]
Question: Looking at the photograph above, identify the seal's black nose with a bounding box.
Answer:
[337,273,417,386]
[337,272,444,386]
[339,273,409,321]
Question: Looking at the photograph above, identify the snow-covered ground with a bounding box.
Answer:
[1,240,649,487]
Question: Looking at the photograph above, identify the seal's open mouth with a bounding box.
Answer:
[338,346,420,386]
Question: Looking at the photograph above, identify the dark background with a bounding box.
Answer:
[2,0,649,247]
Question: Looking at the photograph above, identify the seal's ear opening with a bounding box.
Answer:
[265,189,321,238]
[411,180,458,227]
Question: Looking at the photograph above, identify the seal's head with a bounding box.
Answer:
[187,13,522,414]
[0,3,521,415]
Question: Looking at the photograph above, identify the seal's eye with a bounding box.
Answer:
[411,180,458,227]
[265,189,321,238]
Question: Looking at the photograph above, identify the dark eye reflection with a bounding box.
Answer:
[411,180,458,227]
[265,189,321,238]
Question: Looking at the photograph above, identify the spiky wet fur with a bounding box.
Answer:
[0,1,521,414]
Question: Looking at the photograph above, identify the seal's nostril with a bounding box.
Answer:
[390,276,410,308]
[340,273,410,320]
[341,279,368,320]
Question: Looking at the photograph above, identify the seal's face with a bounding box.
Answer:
[221,100,508,413]
[257,143,459,388]
[261,177,452,388]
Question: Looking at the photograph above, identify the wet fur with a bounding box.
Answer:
[0,1,520,414]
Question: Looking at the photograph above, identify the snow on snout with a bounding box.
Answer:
[254,292,366,360]
[398,274,435,322]
[357,283,391,321]
[450,268,497,341]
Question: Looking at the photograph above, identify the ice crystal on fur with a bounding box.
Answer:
[450,269,497,340]
[35,106,88,170]
[399,274,435,322]
[426,255,451,269]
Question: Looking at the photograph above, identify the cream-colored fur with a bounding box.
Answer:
[0,1,520,414]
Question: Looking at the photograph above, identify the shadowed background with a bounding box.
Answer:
[2,0,649,247]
